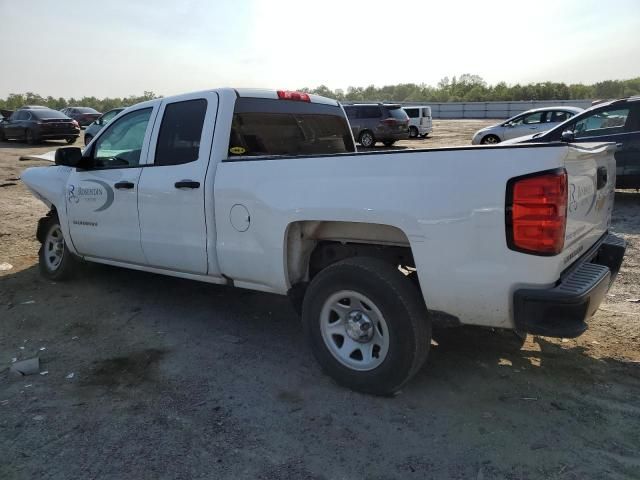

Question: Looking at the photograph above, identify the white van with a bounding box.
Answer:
[403,106,433,138]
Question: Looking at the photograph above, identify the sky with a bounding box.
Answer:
[0,0,639,98]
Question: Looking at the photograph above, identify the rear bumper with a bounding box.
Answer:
[513,233,626,338]
[418,125,432,135]
[381,131,410,141]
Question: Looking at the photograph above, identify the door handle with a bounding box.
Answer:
[616,143,624,149]
[174,180,200,189]
[114,181,135,190]
[596,166,608,190]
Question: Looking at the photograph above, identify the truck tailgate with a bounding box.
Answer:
[562,142,617,265]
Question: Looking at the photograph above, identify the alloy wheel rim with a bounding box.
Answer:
[319,290,390,371]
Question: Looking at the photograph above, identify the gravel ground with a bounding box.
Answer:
[1,123,639,480]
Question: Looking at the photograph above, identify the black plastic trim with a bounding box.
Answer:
[513,233,626,338]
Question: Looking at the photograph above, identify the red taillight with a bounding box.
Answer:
[506,169,567,255]
[382,118,398,125]
[277,90,310,102]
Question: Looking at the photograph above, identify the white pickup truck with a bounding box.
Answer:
[21,88,626,395]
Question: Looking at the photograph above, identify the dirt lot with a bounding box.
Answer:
[1,122,639,479]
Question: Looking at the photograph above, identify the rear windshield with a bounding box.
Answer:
[31,109,69,119]
[228,98,355,158]
[76,107,99,113]
[387,107,409,120]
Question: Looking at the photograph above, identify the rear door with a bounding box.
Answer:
[620,105,640,186]
[5,111,24,138]
[422,107,432,129]
[137,92,218,275]
[505,111,547,140]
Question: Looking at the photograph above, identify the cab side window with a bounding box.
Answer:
[523,112,544,124]
[574,107,630,138]
[405,108,419,118]
[154,99,207,166]
[93,108,152,168]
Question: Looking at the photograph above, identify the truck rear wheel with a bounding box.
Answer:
[38,216,78,281]
[302,257,431,395]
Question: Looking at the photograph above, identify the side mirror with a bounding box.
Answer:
[95,119,102,126]
[561,130,575,142]
[55,147,83,167]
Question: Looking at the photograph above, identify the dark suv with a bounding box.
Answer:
[343,103,410,147]
[0,107,80,144]
[508,97,640,189]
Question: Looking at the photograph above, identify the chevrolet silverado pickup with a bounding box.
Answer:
[21,88,626,395]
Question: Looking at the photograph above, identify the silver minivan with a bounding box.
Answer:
[403,106,433,138]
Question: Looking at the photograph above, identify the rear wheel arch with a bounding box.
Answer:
[284,221,421,308]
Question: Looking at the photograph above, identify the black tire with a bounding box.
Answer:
[38,215,78,281]
[66,137,77,145]
[480,134,500,145]
[382,141,396,147]
[302,257,431,396]
[84,134,93,146]
[409,126,419,138]
[25,129,37,145]
[359,130,375,148]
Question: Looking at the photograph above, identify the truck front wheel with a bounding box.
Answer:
[302,257,431,395]
[38,216,78,281]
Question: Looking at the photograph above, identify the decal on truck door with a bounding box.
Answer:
[68,180,114,212]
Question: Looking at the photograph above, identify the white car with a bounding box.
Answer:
[21,88,625,395]
[472,106,583,144]
[403,106,433,138]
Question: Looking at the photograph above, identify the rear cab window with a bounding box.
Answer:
[228,98,355,158]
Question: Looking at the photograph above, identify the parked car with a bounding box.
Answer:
[61,107,102,127]
[343,103,410,147]
[84,108,125,145]
[504,97,640,189]
[403,106,433,138]
[0,107,80,144]
[21,88,625,395]
[471,106,583,144]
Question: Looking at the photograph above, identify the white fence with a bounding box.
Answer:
[397,100,593,119]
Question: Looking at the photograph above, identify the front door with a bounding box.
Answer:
[504,111,547,140]
[571,105,634,181]
[66,106,156,263]
[137,92,219,275]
